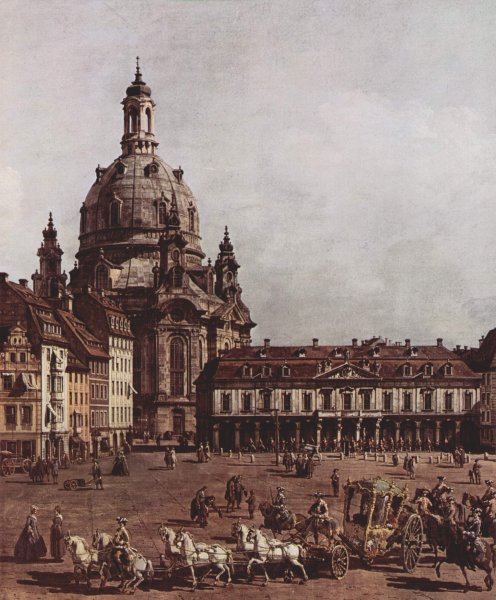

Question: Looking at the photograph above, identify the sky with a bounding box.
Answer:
[2,0,496,348]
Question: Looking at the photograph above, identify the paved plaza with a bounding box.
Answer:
[1,449,495,600]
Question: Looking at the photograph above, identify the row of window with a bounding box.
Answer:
[111,380,131,397]
[112,357,131,373]
[241,363,455,378]
[43,323,61,336]
[4,405,32,425]
[69,391,89,405]
[110,335,132,348]
[46,375,64,394]
[220,390,474,413]
[91,383,108,400]
[111,406,131,424]
[90,360,108,376]
[70,412,87,428]
[68,371,88,384]
[90,410,108,428]
[5,352,28,363]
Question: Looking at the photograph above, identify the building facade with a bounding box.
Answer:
[66,351,90,459]
[196,337,481,452]
[0,324,41,458]
[69,62,255,437]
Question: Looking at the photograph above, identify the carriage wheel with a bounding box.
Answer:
[63,480,71,490]
[330,544,349,580]
[1,460,12,476]
[22,458,32,474]
[401,513,423,573]
[8,462,15,476]
[69,480,78,491]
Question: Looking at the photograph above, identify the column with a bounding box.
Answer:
[375,418,382,445]
[213,423,220,452]
[234,422,241,451]
[316,419,323,447]
[355,418,361,442]
[295,421,301,448]
[415,420,422,442]
[336,419,342,445]
[434,420,441,448]
[455,420,461,446]
[394,421,400,443]
[254,421,261,445]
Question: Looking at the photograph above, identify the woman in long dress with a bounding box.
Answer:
[14,505,47,562]
[50,505,65,561]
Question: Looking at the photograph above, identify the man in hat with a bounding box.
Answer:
[442,496,458,526]
[472,459,482,485]
[463,507,484,570]
[416,490,432,517]
[308,492,330,522]
[112,517,131,577]
[330,468,340,497]
[91,459,103,490]
[273,486,289,529]
[481,480,496,503]
[431,476,450,509]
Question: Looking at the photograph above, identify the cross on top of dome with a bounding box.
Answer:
[126,56,151,97]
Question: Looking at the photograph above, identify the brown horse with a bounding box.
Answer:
[434,523,495,592]
[258,502,305,535]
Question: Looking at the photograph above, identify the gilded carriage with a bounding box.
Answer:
[341,477,422,573]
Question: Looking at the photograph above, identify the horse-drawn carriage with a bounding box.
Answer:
[340,477,423,573]
[0,450,31,476]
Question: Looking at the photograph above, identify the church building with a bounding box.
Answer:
[70,60,255,437]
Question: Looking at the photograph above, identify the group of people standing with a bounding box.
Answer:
[163,447,177,470]
[28,456,61,484]
[14,505,65,563]
[196,442,211,463]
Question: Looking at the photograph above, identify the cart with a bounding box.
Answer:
[340,477,422,573]
[1,450,32,476]
[63,477,95,491]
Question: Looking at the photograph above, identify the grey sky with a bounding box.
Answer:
[2,0,496,348]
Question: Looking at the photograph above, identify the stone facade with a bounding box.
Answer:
[70,62,255,437]
[196,337,481,452]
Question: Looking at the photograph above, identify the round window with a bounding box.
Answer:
[170,308,184,322]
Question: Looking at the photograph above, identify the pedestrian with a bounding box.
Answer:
[163,448,170,469]
[51,458,59,485]
[92,459,104,490]
[331,468,340,497]
[156,434,161,449]
[14,505,47,562]
[473,459,482,485]
[169,448,177,470]
[246,490,257,519]
[468,469,474,485]
[50,505,65,561]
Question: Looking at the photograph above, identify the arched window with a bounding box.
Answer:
[80,207,87,233]
[129,106,139,133]
[207,272,214,294]
[188,209,196,232]
[172,267,183,288]
[170,338,185,396]
[146,108,152,132]
[110,201,120,226]
[95,265,109,290]
[158,202,167,225]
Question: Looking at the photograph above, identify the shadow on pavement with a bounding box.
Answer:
[385,574,475,593]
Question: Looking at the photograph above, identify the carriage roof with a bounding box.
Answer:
[347,477,406,498]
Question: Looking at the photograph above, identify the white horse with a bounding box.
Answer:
[246,526,308,586]
[174,530,233,589]
[64,533,100,589]
[92,529,113,552]
[231,520,254,552]
[157,522,184,575]
[99,546,154,594]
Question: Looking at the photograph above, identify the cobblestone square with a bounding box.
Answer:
[1,449,495,600]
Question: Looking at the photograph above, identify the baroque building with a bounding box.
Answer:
[70,61,255,436]
[196,337,481,452]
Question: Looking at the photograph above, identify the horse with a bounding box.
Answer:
[434,523,496,592]
[258,501,305,535]
[294,514,341,546]
[91,529,113,553]
[231,520,254,552]
[157,522,186,576]
[246,526,308,586]
[174,529,233,589]
[99,546,154,594]
[64,533,100,589]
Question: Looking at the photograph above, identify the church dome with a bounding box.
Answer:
[76,62,204,278]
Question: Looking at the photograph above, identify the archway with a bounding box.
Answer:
[460,420,479,452]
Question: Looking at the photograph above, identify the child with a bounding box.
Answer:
[331,468,340,497]
[246,490,256,519]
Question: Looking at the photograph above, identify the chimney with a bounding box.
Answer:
[18,278,28,288]
[352,338,358,347]
[405,339,411,348]
[0,272,9,282]
[312,338,318,348]
[437,338,443,347]
[456,344,461,351]
[264,338,270,349]
[479,335,485,347]
[464,345,468,351]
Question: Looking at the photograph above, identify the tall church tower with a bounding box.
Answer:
[32,213,67,298]
[71,62,255,437]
